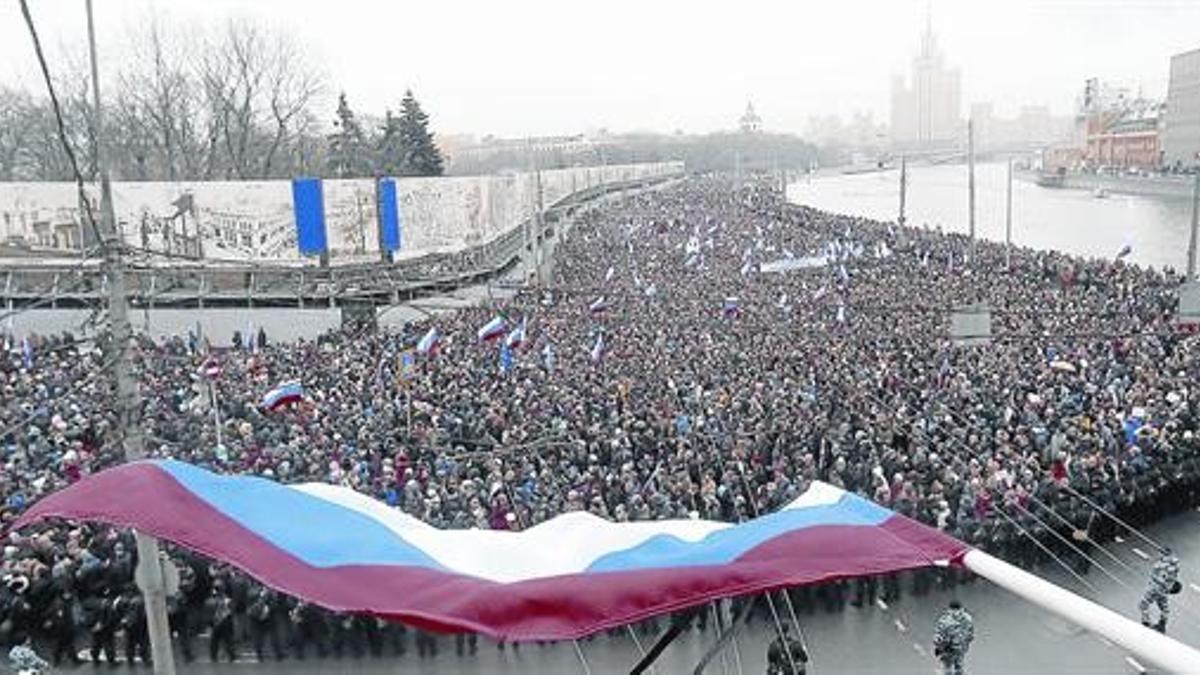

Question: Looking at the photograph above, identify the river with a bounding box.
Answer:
[788,163,1197,271]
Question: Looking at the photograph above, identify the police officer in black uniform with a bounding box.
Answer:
[766,623,808,674]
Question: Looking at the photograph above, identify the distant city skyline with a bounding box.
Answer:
[890,10,962,149]
[0,0,1197,139]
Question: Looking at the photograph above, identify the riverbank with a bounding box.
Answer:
[1017,169,1197,201]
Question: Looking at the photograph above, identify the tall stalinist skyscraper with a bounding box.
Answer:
[890,8,962,150]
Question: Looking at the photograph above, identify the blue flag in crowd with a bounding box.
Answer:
[500,343,514,375]
[21,337,33,370]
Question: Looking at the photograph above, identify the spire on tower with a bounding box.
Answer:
[921,1,935,58]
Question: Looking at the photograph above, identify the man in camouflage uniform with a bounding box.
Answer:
[1139,547,1180,633]
[933,600,974,675]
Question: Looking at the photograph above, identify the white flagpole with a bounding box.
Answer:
[962,549,1200,672]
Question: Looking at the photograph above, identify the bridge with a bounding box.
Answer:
[1,174,677,338]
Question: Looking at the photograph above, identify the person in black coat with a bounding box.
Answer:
[287,600,328,660]
[167,563,196,663]
[204,582,236,662]
[83,588,118,665]
[247,587,285,662]
[766,623,809,675]
[43,588,81,667]
[120,588,150,666]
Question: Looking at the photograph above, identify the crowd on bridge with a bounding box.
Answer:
[1,175,1199,667]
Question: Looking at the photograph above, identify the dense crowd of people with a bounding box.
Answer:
[1,175,1199,666]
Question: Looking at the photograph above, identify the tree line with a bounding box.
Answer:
[448,130,829,177]
[0,15,444,183]
[0,12,831,183]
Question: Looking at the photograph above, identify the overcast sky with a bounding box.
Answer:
[1,0,1198,139]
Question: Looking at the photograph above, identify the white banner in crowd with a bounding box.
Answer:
[0,162,681,264]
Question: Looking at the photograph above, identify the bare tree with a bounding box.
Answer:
[3,11,327,182]
[0,87,35,180]
[115,14,201,180]
[259,33,323,178]
[195,19,324,180]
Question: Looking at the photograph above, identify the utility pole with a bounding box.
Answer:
[1005,156,1014,270]
[780,159,790,222]
[1188,171,1200,281]
[898,156,908,227]
[86,2,176,672]
[523,138,535,285]
[534,162,544,286]
[967,117,976,260]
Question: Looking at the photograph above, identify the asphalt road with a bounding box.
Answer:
[48,510,1200,674]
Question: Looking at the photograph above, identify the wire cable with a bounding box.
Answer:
[17,0,105,250]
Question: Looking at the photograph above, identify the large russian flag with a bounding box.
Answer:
[11,461,968,641]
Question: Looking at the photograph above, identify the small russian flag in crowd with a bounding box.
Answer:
[505,318,527,349]
[590,334,605,363]
[589,297,608,314]
[261,380,304,411]
[722,297,741,319]
[417,327,441,355]
[477,316,508,342]
[200,357,222,379]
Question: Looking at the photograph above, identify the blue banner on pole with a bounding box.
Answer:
[378,178,402,252]
[292,178,327,255]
